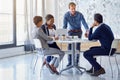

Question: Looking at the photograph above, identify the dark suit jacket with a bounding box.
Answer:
[89,23,114,50]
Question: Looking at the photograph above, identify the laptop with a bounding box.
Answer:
[55,29,68,36]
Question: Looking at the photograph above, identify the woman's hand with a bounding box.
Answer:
[54,36,59,40]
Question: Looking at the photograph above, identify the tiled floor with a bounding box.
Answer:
[0,52,120,80]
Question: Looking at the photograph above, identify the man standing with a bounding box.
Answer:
[63,2,89,66]
[84,13,115,76]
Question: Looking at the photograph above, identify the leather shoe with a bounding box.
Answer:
[86,67,94,73]
[46,64,55,74]
[66,63,71,67]
[54,70,59,75]
[50,65,59,75]
[91,68,105,76]
[42,60,46,66]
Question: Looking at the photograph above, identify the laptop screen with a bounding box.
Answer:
[55,29,68,36]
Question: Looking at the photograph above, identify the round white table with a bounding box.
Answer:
[55,38,96,74]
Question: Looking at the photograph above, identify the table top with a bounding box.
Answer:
[54,38,97,43]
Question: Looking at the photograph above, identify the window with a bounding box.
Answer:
[0,0,43,48]
[0,0,14,46]
[16,0,43,45]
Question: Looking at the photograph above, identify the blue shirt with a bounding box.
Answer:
[88,23,114,49]
[63,11,89,30]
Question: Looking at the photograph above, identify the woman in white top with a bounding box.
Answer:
[41,14,60,65]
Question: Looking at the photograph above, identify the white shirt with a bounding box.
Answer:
[48,28,56,37]
[47,28,56,44]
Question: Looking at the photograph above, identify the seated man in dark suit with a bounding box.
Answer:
[84,13,115,76]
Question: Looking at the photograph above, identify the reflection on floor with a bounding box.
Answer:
[0,52,120,80]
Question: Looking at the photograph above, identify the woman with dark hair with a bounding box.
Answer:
[41,14,60,65]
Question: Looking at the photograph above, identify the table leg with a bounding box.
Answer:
[60,65,73,74]
[60,42,86,74]
[72,43,75,66]
[72,43,85,73]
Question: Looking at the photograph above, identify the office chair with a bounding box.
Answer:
[94,39,120,77]
[32,39,59,76]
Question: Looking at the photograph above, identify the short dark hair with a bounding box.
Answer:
[33,16,42,25]
[45,14,54,21]
[68,2,76,8]
[94,13,103,23]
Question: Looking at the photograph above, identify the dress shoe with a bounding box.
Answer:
[42,60,46,66]
[91,68,105,76]
[86,67,94,73]
[50,65,59,75]
[54,70,59,75]
[46,64,55,74]
[66,63,71,67]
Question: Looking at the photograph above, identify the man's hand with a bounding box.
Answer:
[91,22,97,28]
[85,30,89,38]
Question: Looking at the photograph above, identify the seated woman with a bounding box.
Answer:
[32,16,65,74]
[41,14,60,65]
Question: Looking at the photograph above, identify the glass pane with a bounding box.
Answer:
[0,15,13,45]
[16,0,24,14]
[0,0,13,45]
[16,15,25,45]
[37,0,42,15]
[16,0,25,45]
[0,0,13,13]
